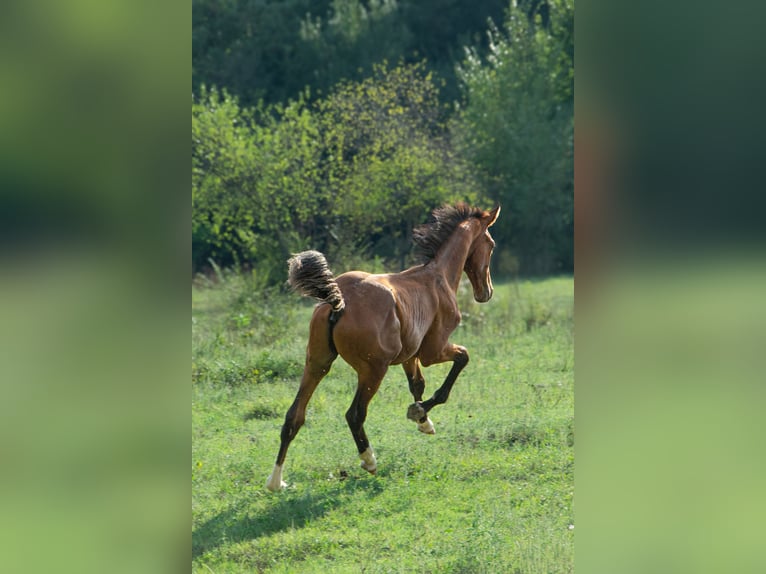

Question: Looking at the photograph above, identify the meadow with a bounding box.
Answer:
[192,272,574,573]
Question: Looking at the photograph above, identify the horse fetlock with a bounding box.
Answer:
[359,447,377,474]
[417,417,436,435]
[407,402,427,423]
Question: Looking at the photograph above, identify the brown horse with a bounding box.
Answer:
[266,203,500,491]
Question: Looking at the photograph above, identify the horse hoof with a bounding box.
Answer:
[407,402,426,422]
[359,447,377,475]
[265,465,287,492]
[417,417,435,435]
[265,478,287,492]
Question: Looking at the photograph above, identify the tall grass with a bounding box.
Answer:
[192,273,573,573]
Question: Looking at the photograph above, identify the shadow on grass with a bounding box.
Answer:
[192,476,385,559]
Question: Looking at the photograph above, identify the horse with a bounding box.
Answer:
[266,203,500,491]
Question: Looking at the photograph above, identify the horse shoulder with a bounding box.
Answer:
[409,279,462,367]
[430,274,461,328]
[373,273,438,364]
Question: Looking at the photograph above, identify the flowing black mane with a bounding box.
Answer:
[412,203,485,263]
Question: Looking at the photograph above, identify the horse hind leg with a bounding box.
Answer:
[265,355,334,491]
[402,358,435,435]
[266,310,337,492]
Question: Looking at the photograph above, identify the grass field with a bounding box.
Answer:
[192,273,574,573]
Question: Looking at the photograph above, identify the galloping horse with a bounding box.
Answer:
[266,203,500,491]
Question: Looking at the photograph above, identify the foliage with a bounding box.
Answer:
[297,0,411,96]
[192,277,574,572]
[457,0,574,274]
[317,62,477,267]
[192,0,507,106]
[192,64,476,277]
[192,0,322,105]
[192,87,328,278]
[192,1,575,277]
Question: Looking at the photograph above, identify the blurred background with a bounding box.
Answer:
[577,1,766,572]
[0,1,188,573]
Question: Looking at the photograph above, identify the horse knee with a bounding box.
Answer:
[455,347,469,367]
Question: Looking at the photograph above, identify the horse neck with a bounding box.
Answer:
[432,222,476,292]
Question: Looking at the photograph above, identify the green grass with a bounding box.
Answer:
[192,274,573,573]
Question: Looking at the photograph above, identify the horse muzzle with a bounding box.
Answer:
[473,286,493,303]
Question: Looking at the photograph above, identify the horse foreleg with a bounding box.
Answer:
[402,357,425,401]
[407,344,469,425]
[402,358,436,434]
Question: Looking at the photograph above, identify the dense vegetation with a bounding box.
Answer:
[193,0,509,107]
[192,275,574,572]
[193,0,574,277]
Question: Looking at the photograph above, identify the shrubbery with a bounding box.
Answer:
[193,63,474,278]
[192,2,574,280]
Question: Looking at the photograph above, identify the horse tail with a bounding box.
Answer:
[287,251,345,314]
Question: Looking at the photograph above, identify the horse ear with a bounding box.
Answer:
[485,205,501,228]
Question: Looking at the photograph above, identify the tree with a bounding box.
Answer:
[457,0,573,274]
[192,0,509,107]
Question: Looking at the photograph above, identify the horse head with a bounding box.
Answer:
[464,205,500,303]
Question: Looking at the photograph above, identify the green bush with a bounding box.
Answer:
[192,87,327,277]
[192,64,477,279]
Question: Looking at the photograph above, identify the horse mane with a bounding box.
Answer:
[412,202,485,263]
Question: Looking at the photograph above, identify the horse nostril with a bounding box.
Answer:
[475,288,492,303]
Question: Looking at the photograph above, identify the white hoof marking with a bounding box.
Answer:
[265,464,287,492]
[417,417,435,435]
[359,447,377,474]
